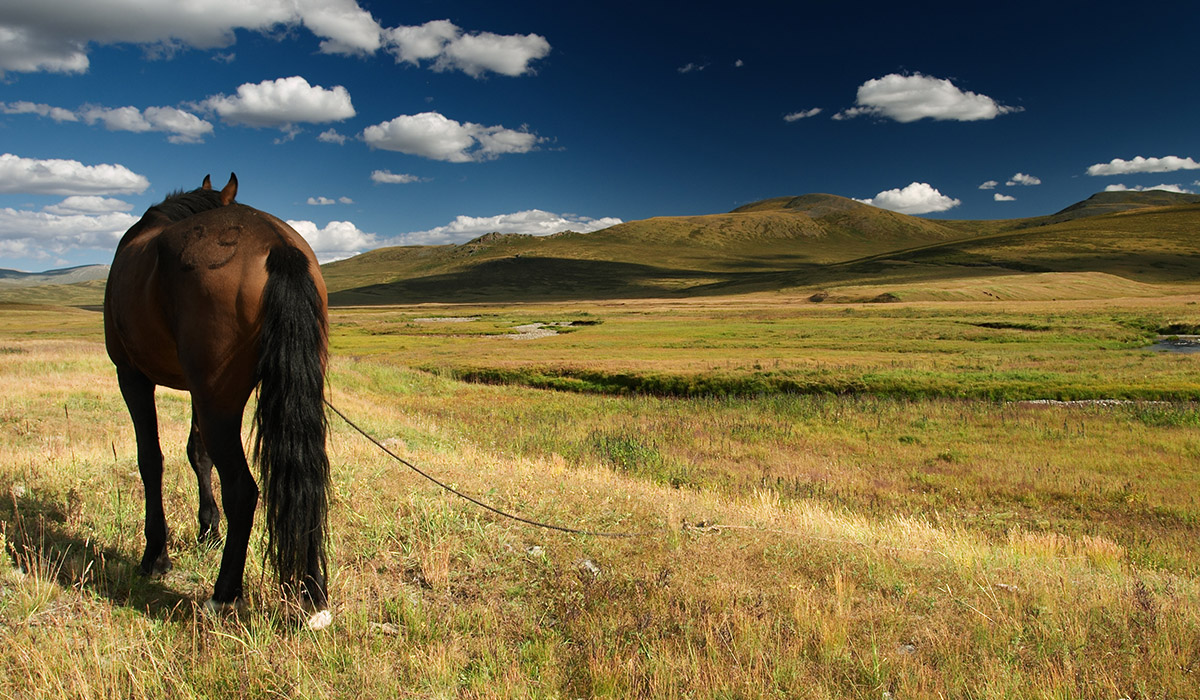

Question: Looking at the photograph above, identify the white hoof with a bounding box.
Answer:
[306,609,333,630]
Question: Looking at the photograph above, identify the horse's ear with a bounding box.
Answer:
[220,173,238,205]
[201,174,212,190]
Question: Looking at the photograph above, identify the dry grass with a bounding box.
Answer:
[1,303,1198,698]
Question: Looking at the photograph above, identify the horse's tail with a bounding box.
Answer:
[253,244,330,605]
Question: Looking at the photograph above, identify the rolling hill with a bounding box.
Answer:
[2,191,1198,307]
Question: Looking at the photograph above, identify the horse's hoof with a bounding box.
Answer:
[202,597,246,618]
[140,553,172,578]
[306,609,333,631]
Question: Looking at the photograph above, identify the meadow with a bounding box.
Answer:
[1,288,1198,699]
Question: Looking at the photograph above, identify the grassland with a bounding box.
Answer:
[1,289,1198,698]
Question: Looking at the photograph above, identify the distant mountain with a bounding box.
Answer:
[0,264,110,287]
[3,190,1198,307]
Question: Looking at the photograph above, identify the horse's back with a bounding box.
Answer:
[105,204,324,412]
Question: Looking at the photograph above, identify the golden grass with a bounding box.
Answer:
[1,305,1198,698]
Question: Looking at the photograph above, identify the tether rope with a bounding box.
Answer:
[324,399,654,539]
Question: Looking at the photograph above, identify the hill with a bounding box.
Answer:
[325,191,1200,304]
[2,191,1197,307]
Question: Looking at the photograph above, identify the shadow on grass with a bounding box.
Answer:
[1,487,195,621]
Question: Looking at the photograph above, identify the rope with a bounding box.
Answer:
[323,399,653,539]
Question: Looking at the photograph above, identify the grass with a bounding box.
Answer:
[1,295,1199,698]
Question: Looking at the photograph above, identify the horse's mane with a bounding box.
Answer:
[148,188,227,223]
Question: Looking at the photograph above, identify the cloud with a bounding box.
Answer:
[371,170,423,184]
[307,195,353,205]
[855,182,961,215]
[0,0,388,76]
[0,153,148,195]
[384,20,550,78]
[80,105,213,143]
[361,112,539,163]
[201,76,355,129]
[993,193,1016,202]
[784,108,822,122]
[0,100,77,121]
[978,180,998,190]
[317,128,347,144]
[1103,183,1193,194]
[1086,155,1200,176]
[834,73,1021,123]
[677,62,708,74]
[42,195,132,215]
[286,219,378,263]
[1006,172,1041,186]
[392,209,623,246]
[0,206,137,261]
[734,59,744,68]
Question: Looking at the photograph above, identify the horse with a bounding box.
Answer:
[103,174,332,628]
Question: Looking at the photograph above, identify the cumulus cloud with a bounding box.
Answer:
[0,0,388,76]
[317,128,347,144]
[994,193,1016,202]
[286,219,378,263]
[361,112,539,163]
[834,73,1021,123]
[784,108,822,122]
[677,62,708,74]
[855,182,961,215]
[1006,172,1041,186]
[392,209,623,246]
[384,20,550,78]
[80,105,212,143]
[0,100,77,121]
[1103,183,1193,194]
[42,195,132,215]
[978,180,999,190]
[0,206,137,261]
[1086,155,1200,176]
[371,170,424,184]
[201,76,355,128]
[0,153,148,195]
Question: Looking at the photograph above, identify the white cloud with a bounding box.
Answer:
[834,73,1021,123]
[80,104,213,143]
[383,20,550,78]
[1086,155,1200,176]
[734,59,744,68]
[0,1,388,76]
[361,112,539,163]
[993,193,1016,202]
[317,128,347,144]
[286,219,378,263]
[42,195,132,215]
[1103,183,1193,194]
[371,170,423,184]
[0,100,78,121]
[677,62,708,74]
[978,180,998,190]
[855,182,961,215]
[392,209,623,246]
[0,153,148,195]
[1006,172,1041,186]
[201,76,355,128]
[308,196,336,205]
[0,206,137,261]
[784,108,822,122]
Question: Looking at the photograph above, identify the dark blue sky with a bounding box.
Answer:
[1,0,1197,269]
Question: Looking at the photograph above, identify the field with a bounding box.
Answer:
[2,287,1199,698]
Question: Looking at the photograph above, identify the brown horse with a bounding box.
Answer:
[104,174,332,626]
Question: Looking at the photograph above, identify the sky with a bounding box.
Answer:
[0,0,1198,271]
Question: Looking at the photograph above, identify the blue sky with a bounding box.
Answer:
[1,0,1198,271]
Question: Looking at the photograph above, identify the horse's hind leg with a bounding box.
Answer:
[195,409,258,606]
[187,411,220,543]
[116,367,171,576]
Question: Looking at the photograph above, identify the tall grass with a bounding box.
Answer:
[1,304,1198,698]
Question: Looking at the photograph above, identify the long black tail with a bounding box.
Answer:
[254,245,330,605]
